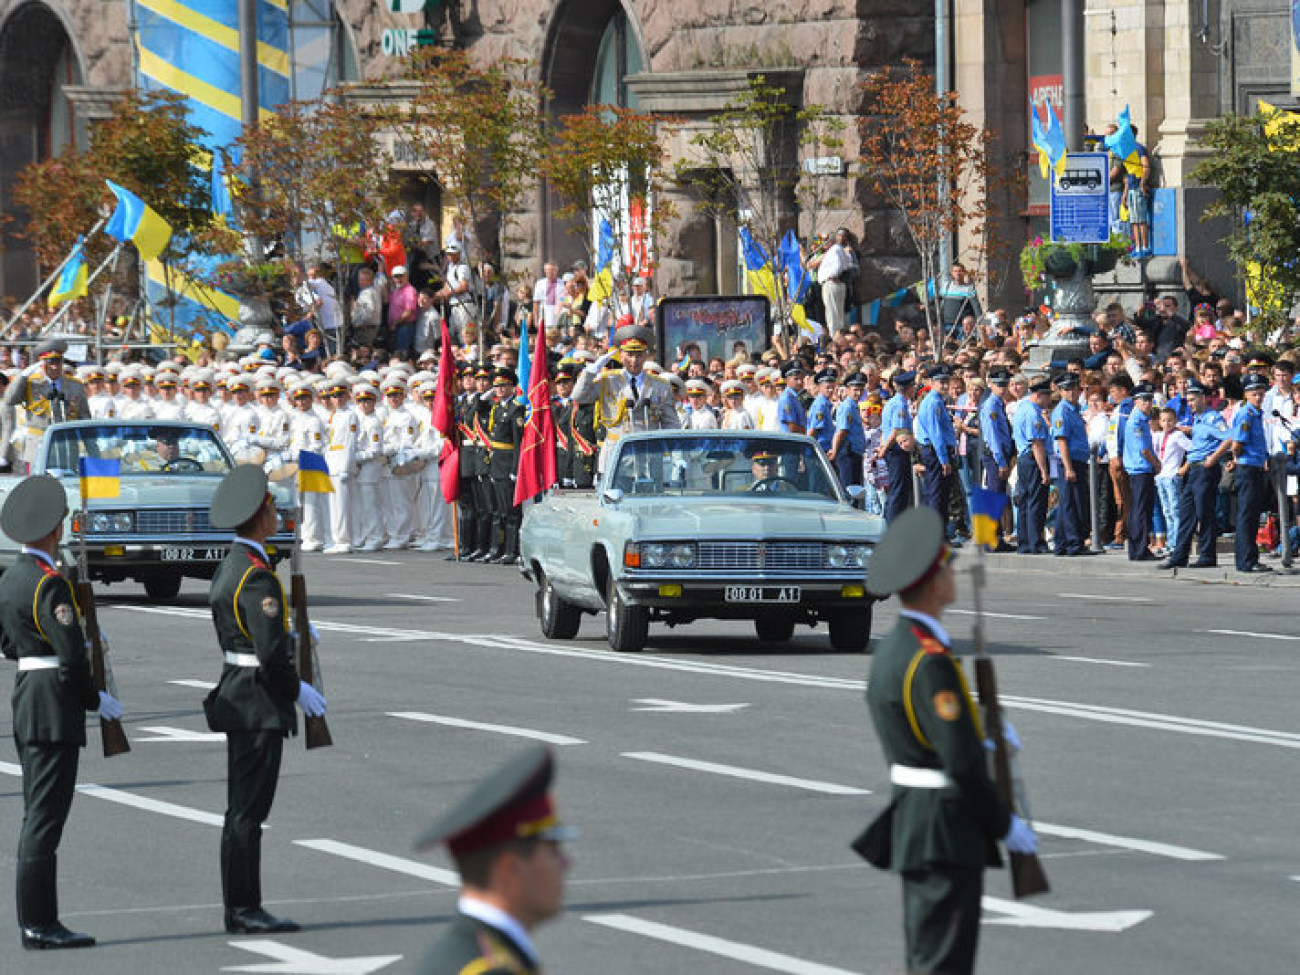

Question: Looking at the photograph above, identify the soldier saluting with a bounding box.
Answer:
[858,507,1037,975]
[0,474,123,949]
[0,339,89,473]
[204,465,326,934]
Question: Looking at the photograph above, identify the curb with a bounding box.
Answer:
[979,551,1300,588]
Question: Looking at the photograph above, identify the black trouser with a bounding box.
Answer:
[1015,453,1048,552]
[902,864,984,975]
[1054,463,1088,555]
[489,476,521,553]
[1235,464,1267,570]
[884,443,913,522]
[16,741,79,926]
[919,445,951,520]
[456,474,475,553]
[471,475,494,551]
[1127,471,1155,560]
[1169,463,1220,565]
[835,450,863,490]
[222,731,284,910]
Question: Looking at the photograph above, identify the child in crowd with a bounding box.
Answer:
[860,393,887,514]
[1155,406,1191,557]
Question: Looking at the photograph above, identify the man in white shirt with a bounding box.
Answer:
[350,267,383,347]
[531,262,562,333]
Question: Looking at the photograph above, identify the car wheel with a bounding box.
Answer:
[828,604,873,652]
[754,613,796,642]
[538,573,581,640]
[143,570,183,601]
[606,578,647,653]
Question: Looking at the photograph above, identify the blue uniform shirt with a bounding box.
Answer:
[979,394,1013,467]
[834,397,867,453]
[1122,407,1155,474]
[1230,402,1269,467]
[915,389,957,459]
[1012,398,1048,455]
[777,386,808,433]
[882,392,912,437]
[806,393,834,450]
[1051,398,1090,462]
[1186,407,1228,463]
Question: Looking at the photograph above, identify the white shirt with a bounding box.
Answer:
[898,608,952,647]
[456,896,538,968]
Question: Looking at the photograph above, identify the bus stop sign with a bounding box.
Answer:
[1050,151,1110,244]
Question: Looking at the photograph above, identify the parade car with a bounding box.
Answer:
[0,420,294,598]
[520,430,884,653]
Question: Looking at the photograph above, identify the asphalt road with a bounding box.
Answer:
[0,550,1296,974]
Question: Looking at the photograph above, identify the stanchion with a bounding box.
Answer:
[1089,448,1104,553]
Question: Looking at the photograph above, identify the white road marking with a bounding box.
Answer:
[1201,628,1300,642]
[387,712,586,745]
[982,896,1152,932]
[1056,593,1153,603]
[331,557,401,566]
[949,608,1045,621]
[1034,823,1222,861]
[0,760,229,828]
[622,751,869,796]
[222,939,401,974]
[169,678,217,690]
[631,699,750,713]
[389,593,460,603]
[136,725,226,743]
[294,839,460,888]
[1051,655,1151,668]
[584,914,862,975]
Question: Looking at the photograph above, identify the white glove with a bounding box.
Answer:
[591,351,615,373]
[289,622,321,644]
[97,690,124,721]
[296,681,327,717]
[984,718,1021,753]
[1003,814,1038,854]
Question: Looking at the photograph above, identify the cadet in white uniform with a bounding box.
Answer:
[323,380,358,553]
[117,370,153,420]
[184,371,223,429]
[351,384,387,552]
[381,378,420,549]
[222,376,262,463]
[412,380,453,551]
[288,383,329,551]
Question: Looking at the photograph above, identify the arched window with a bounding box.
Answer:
[591,7,642,109]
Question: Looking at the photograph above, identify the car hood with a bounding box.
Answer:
[619,498,881,540]
[50,474,292,508]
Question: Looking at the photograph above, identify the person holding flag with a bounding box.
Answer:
[514,311,558,510]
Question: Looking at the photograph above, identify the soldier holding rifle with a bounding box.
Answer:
[0,474,123,950]
[205,465,326,934]
[857,507,1038,975]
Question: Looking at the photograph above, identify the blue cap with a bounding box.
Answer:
[893,370,916,386]
[1243,372,1268,392]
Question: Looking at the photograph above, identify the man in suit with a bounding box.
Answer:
[414,746,575,975]
[860,507,1037,974]
[206,465,326,934]
[0,339,89,472]
[0,474,123,949]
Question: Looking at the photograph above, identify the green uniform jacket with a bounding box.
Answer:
[553,397,574,484]
[417,914,538,975]
[1,553,98,745]
[864,615,1010,871]
[205,542,299,734]
[486,398,523,480]
[458,393,486,479]
[569,401,597,488]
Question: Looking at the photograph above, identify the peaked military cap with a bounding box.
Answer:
[1243,372,1268,392]
[210,465,271,530]
[782,361,806,378]
[1133,382,1156,399]
[492,368,518,387]
[865,506,950,598]
[1,474,68,544]
[1054,372,1079,390]
[814,368,837,384]
[1028,378,1053,394]
[845,372,868,388]
[987,369,1012,386]
[613,323,654,352]
[35,338,66,361]
[1184,379,1207,395]
[925,365,951,381]
[892,370,916,386]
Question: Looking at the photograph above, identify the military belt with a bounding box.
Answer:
[488,441,515,450]
[224,651,261,668]
[890,764,952,789]
[18,656,58,671]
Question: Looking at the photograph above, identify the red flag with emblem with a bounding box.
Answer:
[513,324,557,506]
[431,315,460,503]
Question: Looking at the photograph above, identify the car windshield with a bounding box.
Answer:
[43,425,233,476]
[608,436,842,500]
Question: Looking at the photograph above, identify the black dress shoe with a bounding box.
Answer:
[21,922,96,950]
[225,907,300,935]
[464,549,487,562]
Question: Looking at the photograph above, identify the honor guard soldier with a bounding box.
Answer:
[206,465,326,935]
[860,507,1036,975]
[566,366,598,489]
[414,746,574,975]
[1012,378,1052,553]
[0,339,89,472]
[462,366,495,560]
[485,368,524,564]
[0,476,123,950]
[552,363,577,485]
[877,371,917,521]
[1231,372,1272,572]
[1050,373,1091,556]
[1161,379,1231,569]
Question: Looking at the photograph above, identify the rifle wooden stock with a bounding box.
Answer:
[290,572,332,749]
[79,579,130,757]
[974,656,1048,898]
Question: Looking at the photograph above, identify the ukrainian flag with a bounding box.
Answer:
[969,488,1008,548]
[298,450,333,494]
[79,458,121,501]
[588,218,617,305]
[105,180,173,262]
[48,237,88,308]
[1103,105,1144,179]
[739,227,781,307]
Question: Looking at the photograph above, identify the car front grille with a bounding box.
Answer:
[695,541,826,571]
[135,509,214,534]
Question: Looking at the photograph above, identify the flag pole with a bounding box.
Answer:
[5,218,107,331]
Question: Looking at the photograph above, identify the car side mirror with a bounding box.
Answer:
[602,487,624,505]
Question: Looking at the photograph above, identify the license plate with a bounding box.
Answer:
[725,585,801,603]
[162,546,225,562]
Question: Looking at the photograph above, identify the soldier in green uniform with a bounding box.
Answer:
[414,746,575,975]
[465,366,496,561]
[0,474,122,949]
[568,379,598,489]
[205,465,327,934]
[552,363,576,488]
[484,368,525,564]
[859,507,1037,975]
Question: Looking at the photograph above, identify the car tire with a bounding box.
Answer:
[606,578,647,653]
[538,573,581,640]
[754,613,796,642]
[143,570,183,601]
[827,604,873,652]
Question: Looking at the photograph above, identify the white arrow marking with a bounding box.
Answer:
[136,725,226,743]
[223,939,401,974]
[623,751,869,796]
[982,896,1151,932]
[169,678,217,690]
[391,593,461,603]
[631,698,750,713]
[388,712,586,745]
[949,608,1045,621]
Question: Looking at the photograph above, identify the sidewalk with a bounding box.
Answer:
[981,547,1300,587]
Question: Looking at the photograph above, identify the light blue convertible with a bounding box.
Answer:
[520,430,884,652]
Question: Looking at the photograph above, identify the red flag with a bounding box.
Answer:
[431,315,460,504]
[513,325,557,506]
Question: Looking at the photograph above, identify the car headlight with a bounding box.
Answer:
[630,542,695,569]
[112,512,133,532]
[667,543,695,568]
[90,512,112,533]
[641,543,667,568]
[827,544,870,568]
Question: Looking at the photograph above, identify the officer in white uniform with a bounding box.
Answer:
[323,380,358,554]
[351,383,387,552]
[287,382,329,551]
[382,378,420,549]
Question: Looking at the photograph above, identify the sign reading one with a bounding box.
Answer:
[381,28,436,56]
[1049,151,1109,244]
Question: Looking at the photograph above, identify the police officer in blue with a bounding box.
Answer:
[1050,373,1092,556]
[1122,383,1160,561]
[915,365,959,526]
[979,370,1014,495]
[1012,378,1052,553]
[1230,372,1272,572]
[1160,379,1231,569]
[806,369,837,454]
[777,362,809,433]
[828,372,868,489]
[877,370,917,521]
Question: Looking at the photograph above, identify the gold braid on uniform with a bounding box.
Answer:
[593,373,629,434]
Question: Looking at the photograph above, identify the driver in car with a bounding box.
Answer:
[747,447,796,493]
[137,430,187,472]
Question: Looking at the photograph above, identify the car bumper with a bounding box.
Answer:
[616,574,872,617]
[85,536,293,578]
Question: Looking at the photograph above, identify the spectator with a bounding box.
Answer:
[387,266,419,355]
[1123,124,1153,258]
[808,229,857,336]
[438,244,473,342]
[351,266,383,348]
[532,262,562,333]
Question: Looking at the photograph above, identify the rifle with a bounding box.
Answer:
[290,503,332,749]
[969,552,1048,898]
[76,506,129,757]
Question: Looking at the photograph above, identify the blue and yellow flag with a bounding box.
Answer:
[297,450,333,494]
[1029,99,1052,180]
[79,457,121,501]
[969,488,1008,547]
[588,218,617,305]
[739,227,780,307]
[48,236,88,308]
[1043,101,1068,177]
[105,180,173,261]
[1103,105,1143,179]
